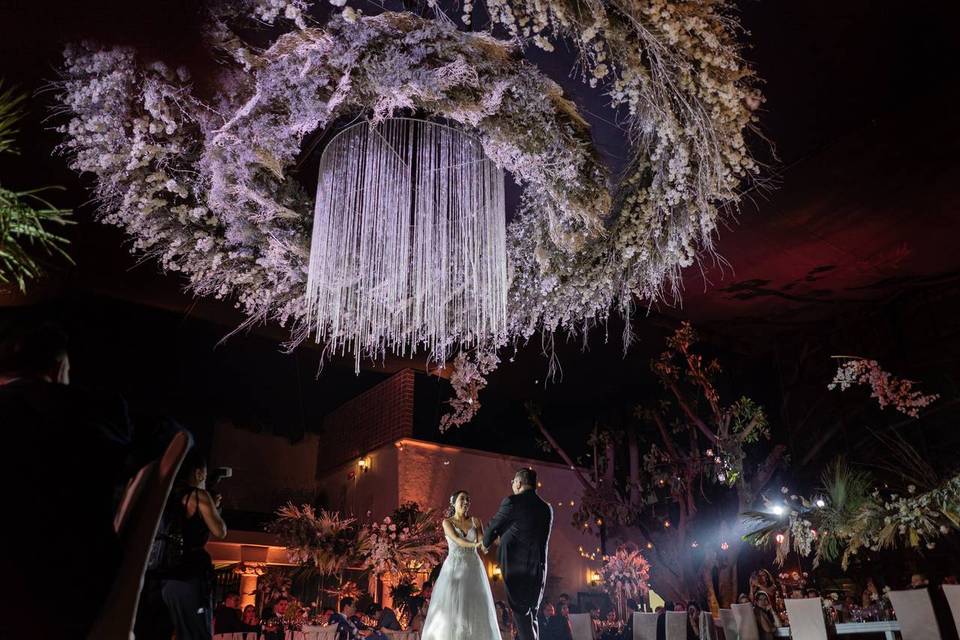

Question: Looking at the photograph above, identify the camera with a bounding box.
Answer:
[208,466,232,488]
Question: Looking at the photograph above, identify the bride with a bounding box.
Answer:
[420,490,502,640]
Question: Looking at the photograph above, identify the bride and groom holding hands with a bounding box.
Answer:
[420,468,554,640]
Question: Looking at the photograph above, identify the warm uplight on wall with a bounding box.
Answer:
[589,571,602,586]
[489,563,503,581]
[358,456,371,473]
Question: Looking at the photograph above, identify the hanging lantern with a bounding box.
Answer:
[306,117,507,370]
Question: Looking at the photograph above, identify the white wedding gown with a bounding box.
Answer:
[420,523,502,640]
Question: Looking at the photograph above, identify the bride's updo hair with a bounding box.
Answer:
[447,490,469,518]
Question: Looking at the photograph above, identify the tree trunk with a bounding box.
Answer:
[628,428,641,507]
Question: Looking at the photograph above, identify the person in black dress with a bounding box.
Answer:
[140,450,228,639]
[482,468,554,640]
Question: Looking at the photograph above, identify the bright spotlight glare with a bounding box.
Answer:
[816,498,826,508]
[771,505,785,516]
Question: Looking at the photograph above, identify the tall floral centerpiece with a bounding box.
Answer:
[358,504,446,580]
[599,543,650,621]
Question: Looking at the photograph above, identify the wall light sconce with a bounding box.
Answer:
[490,564,503,581]
[589,571,602,586]
[358,456,371,473]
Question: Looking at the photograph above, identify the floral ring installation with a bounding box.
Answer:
[56,0,763,424]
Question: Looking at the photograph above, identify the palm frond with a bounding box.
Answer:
[0,81,27,155]
[0,185,74,292]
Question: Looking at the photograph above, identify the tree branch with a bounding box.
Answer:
[744,444,787,507]
[527,403,596,491]
[650,410,681,462]
[667,380,717,442]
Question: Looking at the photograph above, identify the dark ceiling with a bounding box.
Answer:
[1,1,959,453]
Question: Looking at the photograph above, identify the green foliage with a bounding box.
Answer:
[0,187,73,291]
[0,82,27,155]
[0,82,73,292]
[731,397,769,443]
[814,458,875,565]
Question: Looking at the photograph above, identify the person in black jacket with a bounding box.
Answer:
[0,322,177,638]
[482,468,554,640]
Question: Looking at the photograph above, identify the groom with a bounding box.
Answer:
[482,468,553,640]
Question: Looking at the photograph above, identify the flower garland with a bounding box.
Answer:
[439,350,500,431]
[829,357,940,418]
[56,2,763,420]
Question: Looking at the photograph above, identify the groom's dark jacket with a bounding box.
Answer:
[484,488,554,608]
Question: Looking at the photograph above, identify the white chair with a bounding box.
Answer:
[719,609,738,640]
[943,585,960,636]
[302,626,337,640]
[87,430,193,640]
[888,589,942,640]
[570,613,595,640]
[665,611,688,640]
[783,598,828,640]
[633,611,660,640]
[731,604,759,640]
[384,631,420,640]
[698,611,716,640]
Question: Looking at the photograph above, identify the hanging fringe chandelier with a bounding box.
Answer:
[306,118,507,371]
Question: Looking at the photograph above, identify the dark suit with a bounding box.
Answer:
[484,489,553,640]
[377,607,402,631]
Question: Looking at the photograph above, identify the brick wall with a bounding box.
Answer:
[316,369,415,474]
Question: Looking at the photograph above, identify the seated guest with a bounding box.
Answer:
[496,600,516,639]
[409,601,428,633]
[330,597,379,640]
[240,605,260,633]
[590,605,603,636]
[408,580,432,621]
[262,597,292,640]
[753,592,782,640]
[600,610,620,640]
[805,588,820,599]
[539,602,556,632]
[1,322,177,638]
[686,603,701,640]
[558,593,578,613]
[367,602,401,631]
[546,603,574,640]
[656,602,674,640]
[214,591,242,633]
[862,578,880,607]
[737,593,752,604]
